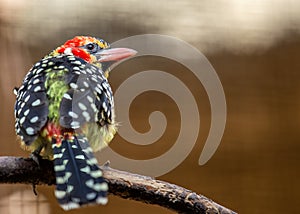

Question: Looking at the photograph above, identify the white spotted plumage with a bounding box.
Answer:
[78,102,87,111]
[30,116,39,123]
[70,83,78,89]
[34,85,42,92]
[31,99,41,106]
[25,127,34,135]
[68,111,78,119]
[82,111,91,122]
[13,36,126,211]
[63,93,72,100]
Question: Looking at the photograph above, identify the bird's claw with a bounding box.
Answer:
[30,143,45,167]
[30,152,42,167]
[30,149,43,196]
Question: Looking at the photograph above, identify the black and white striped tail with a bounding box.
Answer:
[52,135,108,210]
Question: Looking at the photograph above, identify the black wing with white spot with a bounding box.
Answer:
[14,60,49,145]
[59,58,114,129]
[15,54,114,144]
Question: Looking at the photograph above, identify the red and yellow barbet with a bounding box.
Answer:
[14,36,136,210]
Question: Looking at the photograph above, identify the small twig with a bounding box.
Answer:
[0,156,237,214]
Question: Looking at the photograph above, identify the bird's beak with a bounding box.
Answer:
[96,48,137,62]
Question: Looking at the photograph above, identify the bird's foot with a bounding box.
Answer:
[30,144,44,168]
[30,151,42,167]
[30,145,45,196]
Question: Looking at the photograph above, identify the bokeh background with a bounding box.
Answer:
[1,0,300,213]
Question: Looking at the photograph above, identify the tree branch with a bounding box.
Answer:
[0,156,237,214]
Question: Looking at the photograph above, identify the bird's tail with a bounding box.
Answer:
[52,134,108,210]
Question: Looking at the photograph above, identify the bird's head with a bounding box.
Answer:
[50,36,137,77]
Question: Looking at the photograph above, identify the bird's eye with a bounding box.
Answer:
[85,43,98,53]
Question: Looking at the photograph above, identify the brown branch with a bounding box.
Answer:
[0,156,237,214]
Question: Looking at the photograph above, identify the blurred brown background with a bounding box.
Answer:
[0,0,300,213]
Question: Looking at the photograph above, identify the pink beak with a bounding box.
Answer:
[96,48,137,62]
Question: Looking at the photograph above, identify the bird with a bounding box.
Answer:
[14,36,137,210]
